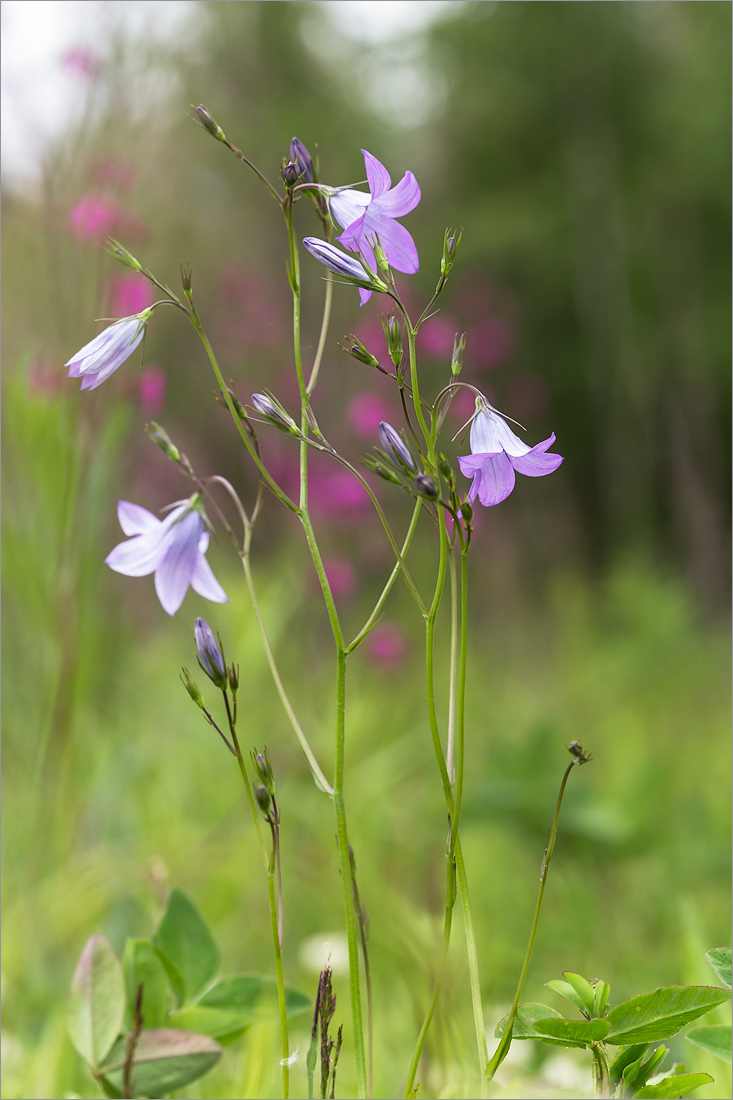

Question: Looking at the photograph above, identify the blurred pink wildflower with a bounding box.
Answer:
[140,365,166,417]
[323,556,357,601]
[366,622,408,669]
[69,194,119,243]
[62,47,101,78]
[347,392,393,438]
[110,272,154,318]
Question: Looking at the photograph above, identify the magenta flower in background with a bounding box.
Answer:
[69,194,119,243]
[62,47,101,78]
[139,365,166,417]
[347,392,392,438]
[419,315,459,359]
[106,499,228,616]
[323,556,357,601]
[65,311,152,391]
[329,150,421,304]
[366,622,408,669]
[458,398,563,507]
[110,272,154,317]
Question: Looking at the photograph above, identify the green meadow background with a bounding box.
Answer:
[2,4,730,1098]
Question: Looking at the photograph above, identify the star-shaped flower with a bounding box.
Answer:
[105,497,228,616]
[458,399,563,507]
[329,150,421,303]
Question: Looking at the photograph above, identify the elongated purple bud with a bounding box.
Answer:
[302,238,388,293]
[378,422,415,472]
[290,137,314,183]
[194,618,228,689]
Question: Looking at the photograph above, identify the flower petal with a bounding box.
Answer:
[362,214,419,274]
[475,453,516,506]
[329,189,370,231]
[373,171,421,218]
[105,530,166,576]
[191,554,229,605]
[510,442,563,477]
[153,511,203,616]
[118,501,160,536]
[470,408,532,457]
[362,149,391,198]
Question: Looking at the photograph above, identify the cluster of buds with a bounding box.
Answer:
[252,747,278,825]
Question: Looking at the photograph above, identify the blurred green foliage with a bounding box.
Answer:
[2,3,730,1098]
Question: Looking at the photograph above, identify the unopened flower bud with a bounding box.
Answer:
[229,663,239,694]
[251,393,298,434]
[460,499,473,524]
[372,236,390,275]
[255,785,271,814]
[195,104,225,142]
[339,335,379,368]
[451,332,466,377]
[281,159,300,187]
[440,227,462,277]
[290,137,314,183]
[180,261,193,298]
[567,740,593,764]
[414,474,439,499]
[381,314,402,369]
[378,422,415,472]
[369,460,402,485]
[194,618,228,689]
[181,668,204,708]
[146,421,181,463]
[438,456,453,481]
[105,238,142,272]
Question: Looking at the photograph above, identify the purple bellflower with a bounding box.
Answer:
[328,150,421,304]
[105,497,228,616]
[65,310,153,390]
[194,617,228,689]
[458,398,563,507]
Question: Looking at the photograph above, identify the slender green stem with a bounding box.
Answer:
[486,759,580,1081]
[241,535,333,795]
[402,896,454,1099]
[226,703,290,1097]
[347,499,423,652]
[306,272,333,396]
[269,821,291,1095]
[284,202,368,1097]
[455,842,489,1090]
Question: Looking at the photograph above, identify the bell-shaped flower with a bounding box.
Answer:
[105,496,228,616]
[66,310,152,390]
[328,150,421,304]
[457,399,563,507]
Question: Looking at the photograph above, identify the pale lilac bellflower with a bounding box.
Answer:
[302,238,388,296]
[65,310,153,390]
[458,397,563,507]
[327,149,421,304]
[105,496,228,616]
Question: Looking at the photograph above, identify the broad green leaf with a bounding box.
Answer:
[495,1003,588,1047]
[705,949,732,991]
[562,972,597,1015]
[635,1071,714,1098]
[624,1045,669,1093]
[610,1044,650,1087]
[153,890,219,1002]
[606,986,732,1045]
[533,1016,610,1044]
[198,974,311,1019]
[153,944,185,1005]
[99,1028,221,1096]
[167,1004,251,1045]
[686,1025,732,1063]
[123,938,169,1030]
[68,935,126,1068]
[546,979,589,1016]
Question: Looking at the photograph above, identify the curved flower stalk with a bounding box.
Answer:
[106,497,228,616]
[458,398,563,506]
[327,150,421,304]
[65,310,153,390]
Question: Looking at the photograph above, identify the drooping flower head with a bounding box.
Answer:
[327,150,421,304]
[65,311,152,390]
[457,396,563,507]
[105,496,228,616]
